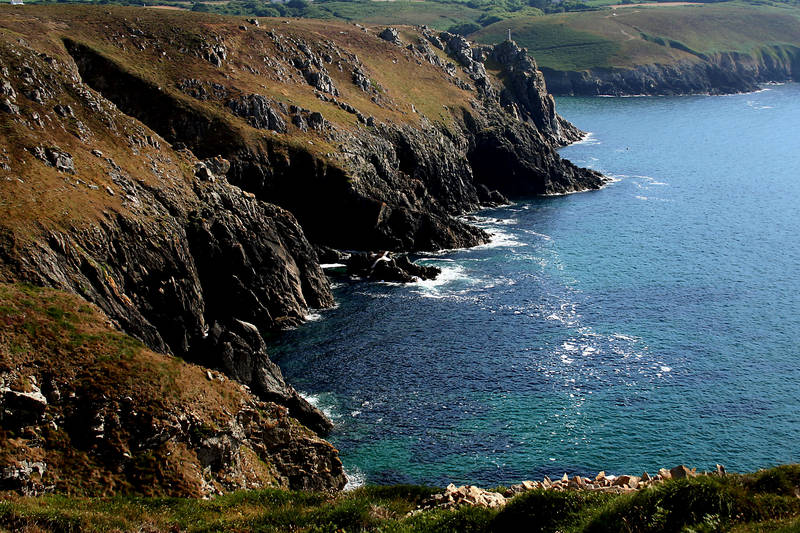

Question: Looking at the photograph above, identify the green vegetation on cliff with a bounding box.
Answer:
[0,283,343,496]
[1,466,800,532]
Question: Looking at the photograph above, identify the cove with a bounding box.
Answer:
[271,84,800,487]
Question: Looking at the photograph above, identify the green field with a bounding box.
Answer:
[302,1,493,30]
[471,3,800,71]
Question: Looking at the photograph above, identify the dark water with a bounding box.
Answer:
[271,84,800,487]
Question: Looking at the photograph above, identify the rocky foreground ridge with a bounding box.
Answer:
[418,464,721,512]
[0,6,602,496]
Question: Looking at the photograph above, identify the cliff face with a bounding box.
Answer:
[542,45,800,96]
[0,284,344,497]
[0,6,601,495]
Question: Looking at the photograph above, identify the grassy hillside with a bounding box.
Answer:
[0,4,473,245]
[472,3,800,71]
[2,466,800,531]
[0,283,342,496]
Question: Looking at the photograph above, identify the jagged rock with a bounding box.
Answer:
[32,146,75,174]
[421,484,507,510]
[194,161,215,182]
[0,460,48,496]
[352,66,371,92]
[346,251,440,283]
[379,28,403,47]
[203,155,230,177]
[1,98,18,114]
[0,385,48,427]
[302,68,338,96]
[203,44,227,67]
[445,34,474,68]
[670,465,697,479]
[307,111,325,130]
[0,79,15,99]
[487,40,568,142]
[53,103,74,117]
[419,26,444,50]
[227,94,287,132]
[476,184,509,206]
[291,114,308,131]
[315,244,349,264]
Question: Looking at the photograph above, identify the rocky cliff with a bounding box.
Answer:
[0,6,601,495]
[541,45,800,96]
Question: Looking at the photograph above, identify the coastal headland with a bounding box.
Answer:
[0,6,798,532]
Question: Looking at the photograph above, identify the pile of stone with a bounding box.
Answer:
[504,465,699,497]
[420,465,725,511]
[417,483,508,512]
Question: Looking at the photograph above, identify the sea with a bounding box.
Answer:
[270,83,800,488]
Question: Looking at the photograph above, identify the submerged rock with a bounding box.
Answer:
[346,251,440,283]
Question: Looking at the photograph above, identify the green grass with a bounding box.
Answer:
[302,1,490,30]
[1,467,799,532]
[472,3,800,71]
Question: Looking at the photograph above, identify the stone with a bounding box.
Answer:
[1,386,48,426]
[32,146,75,174]
[54,104,74,118]
[659,468,672,479]
[0,79,15,99]
[670,465,696,479]
[202,156,230,177]
[1,98,19,115]
[378,28,403,46]
[227,94,287,133]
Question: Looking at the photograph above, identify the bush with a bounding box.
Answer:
[448,22,483,36]
[493,489,611,532]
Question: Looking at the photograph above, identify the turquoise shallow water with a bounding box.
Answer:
[271,84,800,487]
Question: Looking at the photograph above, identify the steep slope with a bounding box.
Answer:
[0,6,601,495]
[0,283,344,496]
[473,4,800,95]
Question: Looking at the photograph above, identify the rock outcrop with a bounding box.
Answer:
[346,251,441,283]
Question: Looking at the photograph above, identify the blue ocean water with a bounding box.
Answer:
[271,84,800,487]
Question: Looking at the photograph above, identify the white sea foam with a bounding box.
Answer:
[660,366,672,372]
[300,392,340,422]
[320,263,347,269]
[569,132,602,146]
[344,467,366,491]
[305,312,323,322]
[474,227,525,249]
